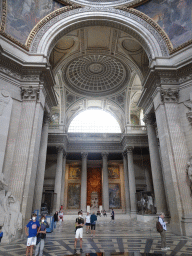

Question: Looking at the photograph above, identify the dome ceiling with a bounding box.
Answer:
[63,55,128,96]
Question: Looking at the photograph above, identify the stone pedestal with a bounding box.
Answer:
[60,153,66,206]
[127,147,136,215]
[81,152,88,212]
[102,152,109,212]
[144,114,167,215]
[123,152,130,213]
[54,147,63,211]
[33,113,50,211]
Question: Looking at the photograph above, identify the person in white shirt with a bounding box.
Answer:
[85,212,91,234]
[159,213,170,251]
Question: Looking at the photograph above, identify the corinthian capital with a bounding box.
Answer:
[101,152,108,159]
[161,88,179,103]
[81,152,88,159]
[21,86,40,101]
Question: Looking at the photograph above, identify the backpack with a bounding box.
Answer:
[156,221,163,233]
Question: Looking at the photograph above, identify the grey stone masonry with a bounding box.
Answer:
[144,113,167,215]
[126,147,136,215]
[33,113,51,212]
[54,147,63,211]
[123,152,131,213]
[81,152,88,212]
[102,152,109,212]
[154,89,192,236]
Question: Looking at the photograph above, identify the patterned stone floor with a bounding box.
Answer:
[0,216,192,256]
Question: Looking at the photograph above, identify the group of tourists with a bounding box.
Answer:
[24,208,169,255]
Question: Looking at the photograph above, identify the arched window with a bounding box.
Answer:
[68,109,121,133]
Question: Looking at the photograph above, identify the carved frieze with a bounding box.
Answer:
[21,86,40,101]
[160,88,179,103]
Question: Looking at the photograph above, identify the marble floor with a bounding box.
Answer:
[0,216,192,256]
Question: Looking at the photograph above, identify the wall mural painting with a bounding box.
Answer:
[109,183,121,209]
[87,168,102,208]
[68,166,81,179]
[5,0,63,44]
[67,183,80,208]
[108,166,120,179]
[136,0,192,48]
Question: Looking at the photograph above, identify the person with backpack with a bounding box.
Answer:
[158,213,170,251]
[74,211,84,254]
[35,216,47,256]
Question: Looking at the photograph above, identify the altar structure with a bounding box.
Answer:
[1,0,192,240]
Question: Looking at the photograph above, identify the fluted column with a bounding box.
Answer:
[33,113,51,211]
[144,113,167,214]
[123,152,130,213]
[60,153,67,206]
[102,152,109,212]
[54,146,63,211]
[81,152,88,212]
[127,147,136,215]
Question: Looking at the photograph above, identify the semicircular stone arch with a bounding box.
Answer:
[27,6,172,60]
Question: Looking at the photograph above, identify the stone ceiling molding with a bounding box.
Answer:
[55,0,149,8]
[64,54,128,96]
[26,7,170,60]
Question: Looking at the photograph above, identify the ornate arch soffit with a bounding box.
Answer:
[55,0,149,8]
[26,7,170,59]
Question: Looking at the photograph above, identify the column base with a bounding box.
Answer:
[130,211,137,218]
[181,215,192,236]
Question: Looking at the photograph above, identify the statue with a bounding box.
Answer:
[0,173,22,243]
[186,158,192,193]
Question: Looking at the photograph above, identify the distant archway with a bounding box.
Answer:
[68,109,121,133]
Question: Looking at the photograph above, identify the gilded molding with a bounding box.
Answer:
[26,5,81,48]
[0,0,6,31]
[118,7,173,54]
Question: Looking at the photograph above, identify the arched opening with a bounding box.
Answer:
[68,109,121,133]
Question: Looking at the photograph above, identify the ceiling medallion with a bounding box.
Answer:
[64,55,128,96]
[55,0,148,7]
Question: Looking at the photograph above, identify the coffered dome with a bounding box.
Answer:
[63,55,129,96]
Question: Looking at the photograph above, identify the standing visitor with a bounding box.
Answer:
[53,211,58,229]
[158,213,170,251]
[90,212,97,238]
[74,211,84,254]
[25,213,40,256]
[85,212,91,234]
[35,216,47,256]
[111,209,115,223]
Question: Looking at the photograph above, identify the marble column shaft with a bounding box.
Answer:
[33,114,50,211]
[81,152,88,212]
[60,153,67,206]
[123,153,130,213]
[54,147,63,211]
[145,114,167,214]
[127,147,136,214]
[102,152,109,212]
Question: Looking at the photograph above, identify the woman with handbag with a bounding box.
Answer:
[35,216,46,256]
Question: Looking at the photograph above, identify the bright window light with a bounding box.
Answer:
[68,109,121,133]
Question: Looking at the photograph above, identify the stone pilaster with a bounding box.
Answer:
[9,86,45,224]
[144,113,167,215]
[102,152,109,212]
[54,146,63,211]
[126,147,136,215]
[154,88,192,235]
[33,113,51,211]
[60,152,67,206]
[122,152,130,213]
[81,152,88,212]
